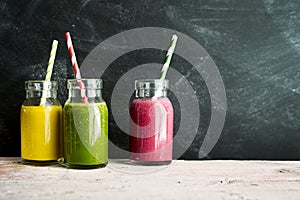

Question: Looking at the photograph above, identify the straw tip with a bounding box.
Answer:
[172,34,178,40]
[65,32,70,37]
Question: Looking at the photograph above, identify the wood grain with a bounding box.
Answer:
[1,158,300,199]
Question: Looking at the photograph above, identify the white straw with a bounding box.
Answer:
[159,35,178,80]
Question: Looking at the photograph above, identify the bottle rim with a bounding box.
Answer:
[25,80,57,91]
[67,79,103,89]
[135,79,169,90]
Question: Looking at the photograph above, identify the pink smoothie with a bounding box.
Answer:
[129,97,174,162]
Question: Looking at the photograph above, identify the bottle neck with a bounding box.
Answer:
[68,89,103,102]
[25,80,58,99]
[135,79,169,98]
[136,88,167,98]
[26,89,57,99]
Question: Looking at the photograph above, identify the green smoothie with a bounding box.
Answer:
[63,102,108,168]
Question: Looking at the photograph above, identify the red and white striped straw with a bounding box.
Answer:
[65,32,87,103]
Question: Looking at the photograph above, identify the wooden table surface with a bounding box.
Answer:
[0,157,300,200]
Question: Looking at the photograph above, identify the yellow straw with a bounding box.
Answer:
[40,40,58,106]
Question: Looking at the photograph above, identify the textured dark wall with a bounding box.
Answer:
[0,0,299,159]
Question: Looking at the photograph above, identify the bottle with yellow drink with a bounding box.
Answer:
[21,80,62,165]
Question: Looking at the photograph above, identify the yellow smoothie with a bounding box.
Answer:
[21,105,62,161]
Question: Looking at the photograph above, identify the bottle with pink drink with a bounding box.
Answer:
[129,79,174,165]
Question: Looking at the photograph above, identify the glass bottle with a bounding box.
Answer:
[20,80,62,165]
[63,79,108,169]
[129,79,174,165]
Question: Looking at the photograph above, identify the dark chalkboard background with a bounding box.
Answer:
[0,0,299,159]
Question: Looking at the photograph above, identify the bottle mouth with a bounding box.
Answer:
[25,80,58,91]
[135,79,169,90]
[67,79,103,89]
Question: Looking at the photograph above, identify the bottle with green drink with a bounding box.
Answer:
[63,79,108,169]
